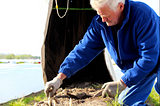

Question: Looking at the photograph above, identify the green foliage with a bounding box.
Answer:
[7,98,25,106]
[145,88,160,106]
[0,53,6,59]
[16,62,25,64]
[5,54,15,59]
[1,91,47,106]
[104,83,122,106]
[0,53,40,59]
[92,83,102,89]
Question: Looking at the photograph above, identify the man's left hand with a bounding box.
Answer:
[101,79,126,98]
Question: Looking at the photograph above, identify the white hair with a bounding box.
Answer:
[90,0,125,11]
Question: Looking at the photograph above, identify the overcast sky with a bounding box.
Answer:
[0,0,159,56]
[0,0,48,56]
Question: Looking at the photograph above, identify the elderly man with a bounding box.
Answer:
[45,0,160,105]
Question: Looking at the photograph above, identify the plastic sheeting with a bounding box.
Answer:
[41,0,116,87]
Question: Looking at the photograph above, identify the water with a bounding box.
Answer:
[0,63,44,104]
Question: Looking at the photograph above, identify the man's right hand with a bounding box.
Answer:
[44,77,62,98]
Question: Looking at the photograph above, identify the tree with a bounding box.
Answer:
[5,54,15,59]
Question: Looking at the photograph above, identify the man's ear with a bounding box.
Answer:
[118,2,124,12]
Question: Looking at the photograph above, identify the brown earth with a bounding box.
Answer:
[34,82,114,106]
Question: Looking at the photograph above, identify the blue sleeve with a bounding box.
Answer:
[58,16,105,78]
[122,14,160,87]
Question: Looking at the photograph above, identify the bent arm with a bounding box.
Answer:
[58,16,105,78]
[122,16,159,87]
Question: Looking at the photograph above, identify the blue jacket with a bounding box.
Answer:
[59,0,160,87]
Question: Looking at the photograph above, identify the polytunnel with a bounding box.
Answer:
[41,0,117,87]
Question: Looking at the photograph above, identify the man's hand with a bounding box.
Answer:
[44,77,62,98]
[101,79,126,98]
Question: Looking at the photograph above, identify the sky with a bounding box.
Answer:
[0,0,159,56]
[0,0,48,56]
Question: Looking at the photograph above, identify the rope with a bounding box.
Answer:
[53,0,93,18]
[55,0,69,18]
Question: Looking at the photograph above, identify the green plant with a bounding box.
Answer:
[16,62,25,64]
[103,83,122,106]
[1,91,47,106]
[92,83,102,89]
[146,88,160,106]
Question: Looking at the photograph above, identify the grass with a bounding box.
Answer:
[0,90,47,106]
[0,87,159,106]
[145,88,160,106]
[104,83,122,106]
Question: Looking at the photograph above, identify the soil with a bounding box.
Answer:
[34,81,114,106]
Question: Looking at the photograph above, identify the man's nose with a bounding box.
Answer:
[102,17,108,22]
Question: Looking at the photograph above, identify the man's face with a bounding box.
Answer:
[96,3,124,26]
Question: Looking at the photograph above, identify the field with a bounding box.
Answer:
[0,81,159,106]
